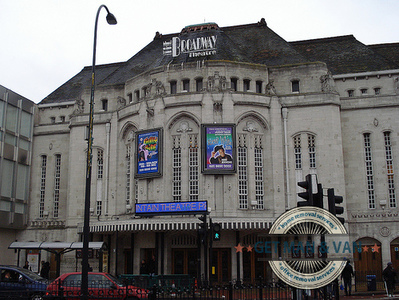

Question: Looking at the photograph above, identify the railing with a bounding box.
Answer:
[354,270,384,292]
[0,276,342,300]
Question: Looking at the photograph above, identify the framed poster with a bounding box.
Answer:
[201,124,236,174]
[135,128,163,178]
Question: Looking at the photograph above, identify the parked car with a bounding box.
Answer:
[46,272,148,299]
[0,265,48,300]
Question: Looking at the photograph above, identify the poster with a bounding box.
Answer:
[201,124,236,174]
[135,128,163,178]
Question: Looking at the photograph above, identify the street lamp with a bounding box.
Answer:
[82,5,116,299]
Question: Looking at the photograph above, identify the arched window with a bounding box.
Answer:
[170,119,199,201]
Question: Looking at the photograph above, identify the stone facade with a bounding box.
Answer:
[9,20,399,283]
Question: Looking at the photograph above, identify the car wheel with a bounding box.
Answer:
[30,294,43,300]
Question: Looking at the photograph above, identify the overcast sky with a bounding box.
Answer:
[1,0,398,103]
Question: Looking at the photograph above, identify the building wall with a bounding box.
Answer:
[16,59,399,280]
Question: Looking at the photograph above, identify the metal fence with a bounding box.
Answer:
[0,276,342,300]
[354,270,384,293]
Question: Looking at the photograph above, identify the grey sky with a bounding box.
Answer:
[0,0,398,103]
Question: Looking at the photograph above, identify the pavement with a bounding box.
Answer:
[339,291,398,299]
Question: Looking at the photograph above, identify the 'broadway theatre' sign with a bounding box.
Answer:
[163,35,218,58]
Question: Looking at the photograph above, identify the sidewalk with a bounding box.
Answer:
[340,291,397,299]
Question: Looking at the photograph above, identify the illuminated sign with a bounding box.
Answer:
[135,201,208,215]
[163,36,217,58]
[135,128,163,179]
[201,124,236,174]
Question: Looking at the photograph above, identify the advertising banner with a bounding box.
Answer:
[135,128,163,178]
[201,124,236,174]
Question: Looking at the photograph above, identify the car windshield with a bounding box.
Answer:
[106,273,124,287]
[13,267,46,281]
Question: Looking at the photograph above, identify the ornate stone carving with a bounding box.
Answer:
[117,96,126,109]
[243,121,258,132]
[380,226,391,237]
[320,72,336,93]
[176,121,193,133]
[265,80,276,96]
[73,99,84,115]
[207,71,227,92]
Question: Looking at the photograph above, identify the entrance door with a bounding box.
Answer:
[390,243,399,271]
[353,243,382,280]
[172,249,197,278]
[210,248,231,284]
[243,251,272,283]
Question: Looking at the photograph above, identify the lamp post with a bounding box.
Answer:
[82,5,116,299]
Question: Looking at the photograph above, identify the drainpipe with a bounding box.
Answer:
[282,107,290,211]
[105,122,111,215]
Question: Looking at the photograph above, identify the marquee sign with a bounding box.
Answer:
[163,35,218,58]
[135,201,208,216]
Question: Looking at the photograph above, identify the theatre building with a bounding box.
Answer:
[14,19,399,282]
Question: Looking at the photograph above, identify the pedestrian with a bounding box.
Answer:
[341,260,354,296]
[23,260,30,270]
[148,255,157,276]
[40,261,50,279]
[140,259,148,275]
[383,262,396,297]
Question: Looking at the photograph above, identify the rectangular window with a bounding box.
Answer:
[254,141,264,209]
[231,78,238,91]
[182,79,190,92]
[101,99,108,111]
[256,81,263,93]
[189,135,199,201]
[364,133,375,209]
[294,135,302,169]
[348,90,354,97]
[1,159,14,199]
[134,90,140,102]
[292,80,300,93]
[374,88,381,95]
[40,155,47,218]
[53,154,61,218]
[384,132,396,208]
[5,104,18,132]
[308,135,316,169]
[196,78,203,92]
[238,136,248,209]
[170,81,177,94]
[126,145,131,207]
[172,136,182,201]
[97,149,104,179]
[361,88,368,95]
[243,79,250,92]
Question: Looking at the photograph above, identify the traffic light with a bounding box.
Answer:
[297,174,315,207]
[327,188,344,224]
[198,214,207,243]
[212,223,221,241]
[313,183,324,208]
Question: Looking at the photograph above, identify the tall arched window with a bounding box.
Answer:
[384,131,396,208]
[170,119,199,202]
[237,119,266,210]
[124,128,138,210]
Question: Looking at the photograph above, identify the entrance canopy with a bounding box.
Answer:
[9,241,105,251]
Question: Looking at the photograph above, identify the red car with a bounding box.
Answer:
[46,272,148,299]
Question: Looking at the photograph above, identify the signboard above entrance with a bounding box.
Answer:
[135,200,208,216]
